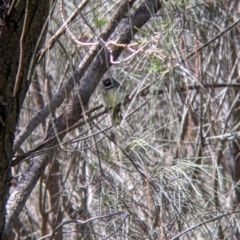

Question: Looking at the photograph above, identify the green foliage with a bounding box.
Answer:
[96,17,107,29]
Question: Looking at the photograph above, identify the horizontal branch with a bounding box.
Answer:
[12,82,240,166]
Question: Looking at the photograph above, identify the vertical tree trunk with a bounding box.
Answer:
[0,0,49,237]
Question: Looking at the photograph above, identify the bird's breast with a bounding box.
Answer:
[102,89,124,108]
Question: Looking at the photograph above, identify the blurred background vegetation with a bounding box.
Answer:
[10,0,240,239]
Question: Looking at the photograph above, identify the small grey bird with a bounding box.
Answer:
[100,78,125,126]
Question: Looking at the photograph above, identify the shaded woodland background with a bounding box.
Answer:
[0,0,240,239]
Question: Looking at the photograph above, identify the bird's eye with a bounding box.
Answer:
[104,80,111,86]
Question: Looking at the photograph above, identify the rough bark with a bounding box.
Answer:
[0,0,49,238]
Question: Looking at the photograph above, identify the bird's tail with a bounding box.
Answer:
[111,104,122,126]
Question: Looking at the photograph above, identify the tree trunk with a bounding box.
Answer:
[0,0,49,238]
